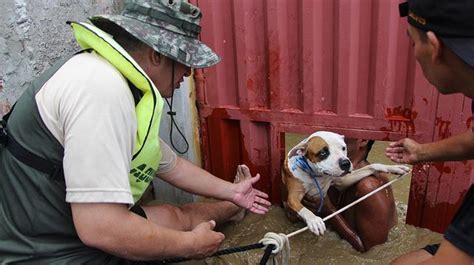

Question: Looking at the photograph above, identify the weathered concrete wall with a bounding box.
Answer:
[0,0,124,114]
[0,0,198,204]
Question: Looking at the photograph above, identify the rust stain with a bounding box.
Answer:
[240,132,271,195]
[209,108,233,120]
[432,162,452,176]
[435,117,451,139]
[246,78,254,91]
[384,106,418,121]
[381,106,418,137]
[268,48,281,109]
[268,48,280,76]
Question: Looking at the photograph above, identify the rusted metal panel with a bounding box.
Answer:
[194,0,472,233]
[407,96,473,232]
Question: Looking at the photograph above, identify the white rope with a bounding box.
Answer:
[259,172,409,264]
[259,232,290,265]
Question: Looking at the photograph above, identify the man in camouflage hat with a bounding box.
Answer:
[92,0,220,69]
[0,0,270,263]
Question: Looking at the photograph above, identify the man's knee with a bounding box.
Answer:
[355,176,382,196]
[143,204,192,230]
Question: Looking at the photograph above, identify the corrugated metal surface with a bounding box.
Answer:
[194,0,472,233]
[407,96,473,232]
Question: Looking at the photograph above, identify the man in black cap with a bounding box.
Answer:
[388,1,474,264]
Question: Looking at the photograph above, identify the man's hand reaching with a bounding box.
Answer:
[385,138,422,164]
[231,165,271,215]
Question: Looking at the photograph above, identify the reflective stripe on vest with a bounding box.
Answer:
[70,22,163,202]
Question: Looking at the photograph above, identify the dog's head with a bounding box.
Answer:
[288,131,352,177]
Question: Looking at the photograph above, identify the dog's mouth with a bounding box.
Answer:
[340,169,352,176]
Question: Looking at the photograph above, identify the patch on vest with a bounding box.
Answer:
[130,164,155,183]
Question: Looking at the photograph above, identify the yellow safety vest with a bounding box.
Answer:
[70,22,163,202]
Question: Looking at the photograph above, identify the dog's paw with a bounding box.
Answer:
[307,215,326,236]
[371,164,410,175]
[297,208,326,236]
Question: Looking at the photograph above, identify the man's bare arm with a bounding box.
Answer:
[386,130,474,164]
[417,130,474,162]
[71,203,224,261]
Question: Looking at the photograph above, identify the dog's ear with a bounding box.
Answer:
[288,143,308,158]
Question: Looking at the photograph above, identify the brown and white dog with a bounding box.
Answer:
[281,131,410,236]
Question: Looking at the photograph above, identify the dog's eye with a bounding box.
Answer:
[319,148,329,160]
[342,147,346,151]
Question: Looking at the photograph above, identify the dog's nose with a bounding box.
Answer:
[339,158,351,172]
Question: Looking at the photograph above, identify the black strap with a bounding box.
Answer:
[6,134,63,181]
[0,119,7,146]
[0,104,14,146]
[130,205,147,219]
[1,104,63,180]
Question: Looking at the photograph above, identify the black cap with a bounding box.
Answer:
[399,0,474,67]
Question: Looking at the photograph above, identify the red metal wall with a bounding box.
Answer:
[194,0,473,233]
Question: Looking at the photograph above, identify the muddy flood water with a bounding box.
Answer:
[182,137,443,265]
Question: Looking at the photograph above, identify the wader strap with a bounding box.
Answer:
[0,119,6,146]
[6,133,64,181]
[1,104,63,181]
[0,104,14,146]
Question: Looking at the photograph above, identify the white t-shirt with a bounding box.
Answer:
[35,52,176,205]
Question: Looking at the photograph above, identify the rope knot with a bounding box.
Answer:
[259,232,288,254]
[259,232,290,265]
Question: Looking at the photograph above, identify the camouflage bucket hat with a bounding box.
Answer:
[90,0,220,68]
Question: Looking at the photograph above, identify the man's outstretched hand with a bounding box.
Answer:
[231,165,271,215]
[385,138,421,164]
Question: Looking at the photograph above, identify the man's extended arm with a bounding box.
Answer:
[386,130,474,164]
